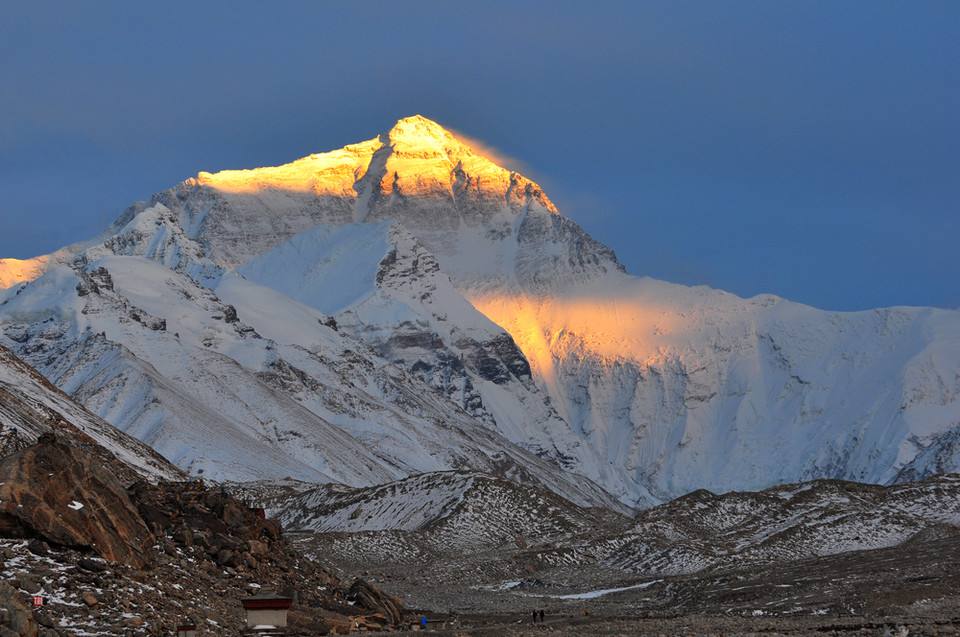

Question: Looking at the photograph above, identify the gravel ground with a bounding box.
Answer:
[308,529,960,635]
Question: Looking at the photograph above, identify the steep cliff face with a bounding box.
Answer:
[3,115,959,507]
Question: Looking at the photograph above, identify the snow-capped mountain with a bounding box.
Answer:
[2,115,959,508]
[232,221,587,475]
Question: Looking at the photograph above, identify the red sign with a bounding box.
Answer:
[31,596,46,608]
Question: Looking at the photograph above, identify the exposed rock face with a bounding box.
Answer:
[0,434,154,568]
[0,425,29,459]
[130,479,282,570]
[0,434,409,635]
[0,431,289,572]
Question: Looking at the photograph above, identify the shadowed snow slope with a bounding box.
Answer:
[2,114,960,508]
[0,345,182,481]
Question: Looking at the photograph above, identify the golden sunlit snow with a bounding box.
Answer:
[192,115,557,213]
[0,256,49,289]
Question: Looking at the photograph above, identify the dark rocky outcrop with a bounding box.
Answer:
[0,430,283,571]
[0,425,29,459]
[0,434,408,635]
[0,434,154,568]
[129,479,282,570]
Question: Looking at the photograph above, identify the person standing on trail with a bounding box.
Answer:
[539,609,545,623]
[532,609,538,623]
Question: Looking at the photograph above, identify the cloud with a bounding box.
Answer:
[445,128,531,175]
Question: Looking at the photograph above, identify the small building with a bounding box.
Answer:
[241,592,293,630]
[175,625,197,637]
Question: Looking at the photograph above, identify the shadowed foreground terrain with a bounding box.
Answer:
[261,474,960,635]
[352,528,960,635]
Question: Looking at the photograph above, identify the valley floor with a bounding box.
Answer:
[310,530,960,635]
[366,614,960,637]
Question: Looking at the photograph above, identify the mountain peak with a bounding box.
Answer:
[386,114,454,144]
[187,114,558,214]
[382,114,479,165]
[189,114,485,199]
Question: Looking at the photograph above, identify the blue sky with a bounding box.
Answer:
[1,1,957,310]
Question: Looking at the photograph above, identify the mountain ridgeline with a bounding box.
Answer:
[2,115,959,508]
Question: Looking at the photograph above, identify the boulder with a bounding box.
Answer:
[346,579,404,626]
[25,541,47,557]
[0,434,155,568]
[171,525,193,547]
[287,609,330,635]
[13,576,40,596]
[247,539,268,557]
[77,558,107,573]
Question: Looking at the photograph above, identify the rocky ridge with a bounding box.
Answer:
[247,471,960,580]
